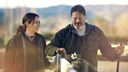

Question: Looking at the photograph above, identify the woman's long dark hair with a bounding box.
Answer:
[17,13,39,33]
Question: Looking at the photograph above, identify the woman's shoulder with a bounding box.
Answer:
[35,33,45,39]
[6,35,21,47]
[35,33,43,36]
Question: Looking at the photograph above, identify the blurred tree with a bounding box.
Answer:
[115,12,128,38]
[41,14,70,33]
[93,16,109,35]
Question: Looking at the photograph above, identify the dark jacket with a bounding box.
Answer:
[45,23,117,72]
[4,32,49,72]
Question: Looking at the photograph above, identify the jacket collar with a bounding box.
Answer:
[69,22,94,36]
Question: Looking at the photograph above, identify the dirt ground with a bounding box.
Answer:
[0,48,4,71]
[98,61,128,72]
[0,48,128,72]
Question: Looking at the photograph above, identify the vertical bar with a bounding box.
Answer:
[116,41,123,72]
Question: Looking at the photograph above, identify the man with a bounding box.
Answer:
[45,5,124,72]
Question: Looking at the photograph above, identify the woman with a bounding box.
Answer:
[4,13,49,72]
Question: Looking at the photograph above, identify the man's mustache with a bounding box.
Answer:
[75,22,82,24]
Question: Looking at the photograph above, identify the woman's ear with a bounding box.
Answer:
[25,22,30,28]
[26,23,29,28]
[26,21,34,28]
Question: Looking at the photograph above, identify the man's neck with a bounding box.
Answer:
[77,24,86,36]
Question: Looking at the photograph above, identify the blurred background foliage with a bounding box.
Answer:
[0,5,128,46]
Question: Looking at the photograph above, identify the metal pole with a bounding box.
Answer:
[116,41,122,72]
[116,56,120,72]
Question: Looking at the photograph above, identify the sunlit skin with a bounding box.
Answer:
[25,16,40,36]
[71,11,86,31]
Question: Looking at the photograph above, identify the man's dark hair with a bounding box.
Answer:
[70,4,86,16]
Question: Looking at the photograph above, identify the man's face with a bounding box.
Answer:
[71,11,86,31]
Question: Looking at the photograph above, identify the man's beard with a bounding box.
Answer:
[73,23,86,36]
[73,23,83,31]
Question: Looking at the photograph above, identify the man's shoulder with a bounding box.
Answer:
[57,24,72,34]
[86,23,103,33]
[88,24,103,34]
[93,25,103,32]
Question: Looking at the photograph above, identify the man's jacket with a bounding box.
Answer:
[45,22,117,72]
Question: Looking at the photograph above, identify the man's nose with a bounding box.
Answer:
[76,18,80,22]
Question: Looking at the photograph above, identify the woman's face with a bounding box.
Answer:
[26,16,40,33]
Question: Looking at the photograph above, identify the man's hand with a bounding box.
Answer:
[56,48,67,57]
[115,42,125,55]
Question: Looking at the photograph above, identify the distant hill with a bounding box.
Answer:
[37,5,72,18]
[0,5,128,24]
[85,5,128,23]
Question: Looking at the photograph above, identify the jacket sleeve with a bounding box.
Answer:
[98,28,117,61]
[42,37,50,67]
[38,36,54,69]
[45,31,63,56]
[4,38,16,72]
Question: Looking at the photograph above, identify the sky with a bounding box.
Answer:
[0,0,128,8]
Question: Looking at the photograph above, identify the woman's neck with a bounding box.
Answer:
[25,30,35,36]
